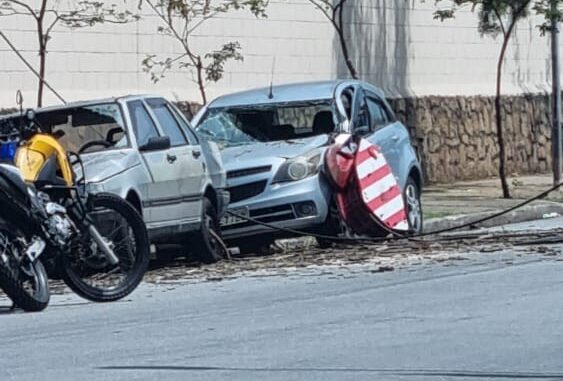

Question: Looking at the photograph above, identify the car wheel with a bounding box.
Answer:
[190,197,226,264]
[404,176,423,234]
[316,197,348,248]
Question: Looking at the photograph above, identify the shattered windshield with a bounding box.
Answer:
[35,103,128,154]
[196,101,336,147]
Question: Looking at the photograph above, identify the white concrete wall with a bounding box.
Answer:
[0,0,557,107]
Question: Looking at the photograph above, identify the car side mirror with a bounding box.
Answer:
[139,136,171,152]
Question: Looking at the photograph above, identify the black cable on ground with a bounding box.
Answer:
[226,181,563,244]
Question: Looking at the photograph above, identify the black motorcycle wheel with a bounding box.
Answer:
[61,193,149,302]
[0,226,49,312]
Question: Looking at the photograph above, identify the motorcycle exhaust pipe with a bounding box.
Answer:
[87,225,120,266]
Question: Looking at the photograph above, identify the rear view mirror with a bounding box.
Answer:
[139,136,171,152]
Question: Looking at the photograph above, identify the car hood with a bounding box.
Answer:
[220,135,330,170]
[78,150,140,183]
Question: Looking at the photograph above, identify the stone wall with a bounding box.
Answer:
[389,94,553,184]
[1,95,554,185]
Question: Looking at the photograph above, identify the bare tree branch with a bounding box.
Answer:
[0,0,138,106]
[309,0,334,23]
[44,12,61,38]
[429,0,539,199]
[491,6,507,36]
[307,0,357,78]
[140,0,269,104]
[1,0,37,18]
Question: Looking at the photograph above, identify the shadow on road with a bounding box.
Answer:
[0,305,16,314]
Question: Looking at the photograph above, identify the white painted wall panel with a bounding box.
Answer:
[0,0,558,107]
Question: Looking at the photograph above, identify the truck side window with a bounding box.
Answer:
[128,100,159,147]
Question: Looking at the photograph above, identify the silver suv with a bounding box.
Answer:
[3,95,229,263]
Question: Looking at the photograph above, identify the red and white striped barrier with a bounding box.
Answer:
[355,139,409,232]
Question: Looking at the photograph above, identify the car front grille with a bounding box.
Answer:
[227,166,272,179]
[228,180,268,203]
[250,204,295,219]
[223,204,296,230]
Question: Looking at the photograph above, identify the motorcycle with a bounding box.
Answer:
[0,109,149,311]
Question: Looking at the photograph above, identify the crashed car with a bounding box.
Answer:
[1,95,229,263]
[192,80,423,251]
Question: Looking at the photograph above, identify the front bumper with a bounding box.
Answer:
[221,174,332,239]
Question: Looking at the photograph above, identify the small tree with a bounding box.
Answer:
[433,0,535,199]
[0,1,138,107]
[141,0,268,105]
[533,0,563,35]
[307,0,358,79]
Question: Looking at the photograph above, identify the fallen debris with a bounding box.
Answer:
[1,229,559,300]
[141,229,563,285]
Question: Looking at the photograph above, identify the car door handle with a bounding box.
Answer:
[391,135,400,142]
[192,150,201,159]
[167,154,177,164]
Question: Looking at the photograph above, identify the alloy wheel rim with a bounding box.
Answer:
[405,184,422,233]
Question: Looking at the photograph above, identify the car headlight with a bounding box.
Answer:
[273,149,323,183]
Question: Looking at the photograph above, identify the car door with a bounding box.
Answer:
[362,92,404,187]
[128,99,185,225]
[169,103,218,189]
[145,98,205,222]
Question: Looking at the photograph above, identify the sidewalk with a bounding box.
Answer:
[422,174,563,231]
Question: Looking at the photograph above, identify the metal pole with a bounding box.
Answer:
[552,0,562,186]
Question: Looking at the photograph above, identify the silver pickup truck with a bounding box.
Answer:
[3,95,229,263]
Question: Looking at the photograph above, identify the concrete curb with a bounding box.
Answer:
[424,201,563,233]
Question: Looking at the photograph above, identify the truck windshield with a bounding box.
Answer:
[196,101,336,147]
[35,103,128,154]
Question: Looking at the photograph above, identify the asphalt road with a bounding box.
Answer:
[1,222,563,380]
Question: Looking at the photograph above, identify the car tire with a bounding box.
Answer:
[404,176,423,234]
[190,197,226,264]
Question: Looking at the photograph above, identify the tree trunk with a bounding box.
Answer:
[195,57,207,105]
[36,0,48,107]
[336,4,358,79]
[37,46,46,107]
[492,1,531,199]
[495,35,511,199]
